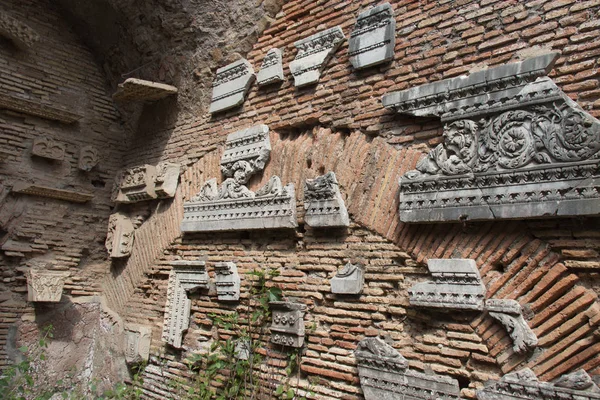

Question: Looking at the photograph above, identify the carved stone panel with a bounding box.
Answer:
[0,12,40,49]
[32,137,65,161]
[257,48,284,86]
[78,146,99,171]
[0,95,82,123]
[113,78,178,102]
[485,299,538,354]
[304,172,349,228]
[477,368,600,400]
[330,263,364,294]
[154,162,180,198]
[269,301,306,348]
[349,3,396,69]
[220,124,271,178]
[124,324,152,364]
[12,182,94,203]
[209,59,255,114]
[171,260,210,293]
[356,337,461,400]
[119,165,157,203]
[289,26,345,87]
[161,270,191,349]
[214,262,240,301]
[105,213,135,259]
[383,53,600,222]
[25,270,69,302]
[408,258,486,311]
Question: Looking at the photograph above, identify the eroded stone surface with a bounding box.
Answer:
[0,95,82,123]
[112,78,178,102]
[12,182,94,203]
[113,162,180,203]
[304,171,349,228]
[289,26,345,87]
[124,324,151,364]
[349,3,395,69]
[485,299,538,354]
[331,263,364,294]
[257,48,284,86]
[384,53,600,222]
[0,12,40,49]
[78,146,99,171]
[270,301,306,348]
[214,262,240,301]
[32,137,65,161]
[105,213,135,259]
[155,162,181,198]
[25,269,69,302]
[356,337,461,400]
[409,258,486,310]
[209,59,255,114]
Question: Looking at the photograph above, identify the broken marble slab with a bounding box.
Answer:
[124,324,152,364]
[270,301,306,348]
[209,59,255,114]
[349,3,396,69]
[485,299,538,354]
[214,262,240,301]
[330,263,364,294]
[257,48,284,86]
[112,78,178,102]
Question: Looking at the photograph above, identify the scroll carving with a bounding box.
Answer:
[485,299,538,354]
[32,137,65,161]
[330,263,364,294]
[78,146,99,171]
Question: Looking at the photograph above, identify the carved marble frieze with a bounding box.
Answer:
[209,59,255,114]
[214,262,240,301]
[12,181,93,203]
[304,171,349,228]
[113,78,178,102]
[477,368,600,400]
[257,48,284,86]
[289,26,345,87]
[161,269,191,348]
[485,299,538,354]
[356,337,461,400]
[25,269,69,302]
[105,213,135,259]
[113,162,180,203]
[78,146,99,171]
[349,3,396,69]
[124,324,152,364]
[182,125,297,232]
[330,263,364,294]
[0,12,40,49]
[31,137,65,161]
[171,260,210,293]
[382,53,600,222]
[0,95,82,124]
[408,258,486,311]
[270,301,306,348]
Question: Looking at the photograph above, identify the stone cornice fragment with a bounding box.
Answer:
[257,48,284,86]
[304,172,349,228]
[209,59,255,114]
[0,95,82,124]
[485,299,538,354]
[349,3,395,69]
[112,78,178,102]
[12,181,93,203]
[269,301,306,348]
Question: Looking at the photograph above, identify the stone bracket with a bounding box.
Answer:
[12,182,94,203]
[113,162,180,203]
[113,78,178,102]
[485,299,538,354]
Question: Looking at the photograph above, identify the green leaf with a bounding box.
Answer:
[18,346,28,353]
[275,385,284,396]
[287,388,295,399]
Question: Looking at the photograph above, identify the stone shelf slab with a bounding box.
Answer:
[112,78,178,102]
[26,269,69,302]
[0,95,82,123]
[257,48,284,86]
[12,182,93,203]
[289,26,345,87]
[349,3,395,69]
[209,59,255,114]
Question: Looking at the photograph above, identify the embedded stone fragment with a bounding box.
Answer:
[330,263,364,294]
[383,53,600,223]
[356,337,460,400]
[269,301,306,348]
[171,260,209,293]
[105,213,135,259]
[12,182,94,203]
[234,339,250,360]
[112,78,178,102]
[0,12,40,49]
[477,368,600,400]
[408,258,486,311]
[78,145,99,171]
[0,95,82,123]
[304,171,349,228]
[209,59,255,114]
[25,269,69,302]
[182,125,297,232]
[349,3,396,69]
[214,262,240,301]
[124,324,152,364]
[161,270,191,348]
[257,48,284,86]
[113,162,180,203]
[485,299,538,354]
[289,26,345,87]
[32,136,65,161]
[154,162,180,198]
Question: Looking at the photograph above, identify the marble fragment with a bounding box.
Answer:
[113,162,180,203]
[257,48,284,86]
[105,213,135,259]
[32,136,65,161]
[113,78,178,102]
[349,3,396,69]
[78,145,99,171]
[214,262,240,301]
[154,162,180,198]
[330,263,364,294]
[12,182,93,203]
[161,270,191,348]
[171,260,209,293]
[269,301,306,348]
[0,95,82,123]
[25,269,69,302]
[124,324,152,364]
[485,299,538,354]
[289,26,345,87]
[304,171,349,228]
[209,59,255,114]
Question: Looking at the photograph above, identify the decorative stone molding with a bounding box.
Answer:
[25,269,69,302]
[105,213,135,259]
[155,162,181,198]
[12,181,94,203]
[78,146,99,171]
[124,324,152,364]
[349,3,395,69]
[269,301,306,348]
[31,137,65,161]
[0,12,40,49]
[257,48,284,86]
[214,262,240,301]
[477,368,600,400]
[330,263,364,294]
[408,258,486,311]
[0,95,82,123]
[485,299,538,354]
[209,59,255,114]
[112,78,178,102]
[356,337,461,400]
[161,269,191,348]
[289,26,345,87]
[383,53,600,222]
[171,260,210,292]
[113,162,180,203]
[182,125,297,232]
[304,172,349,228]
